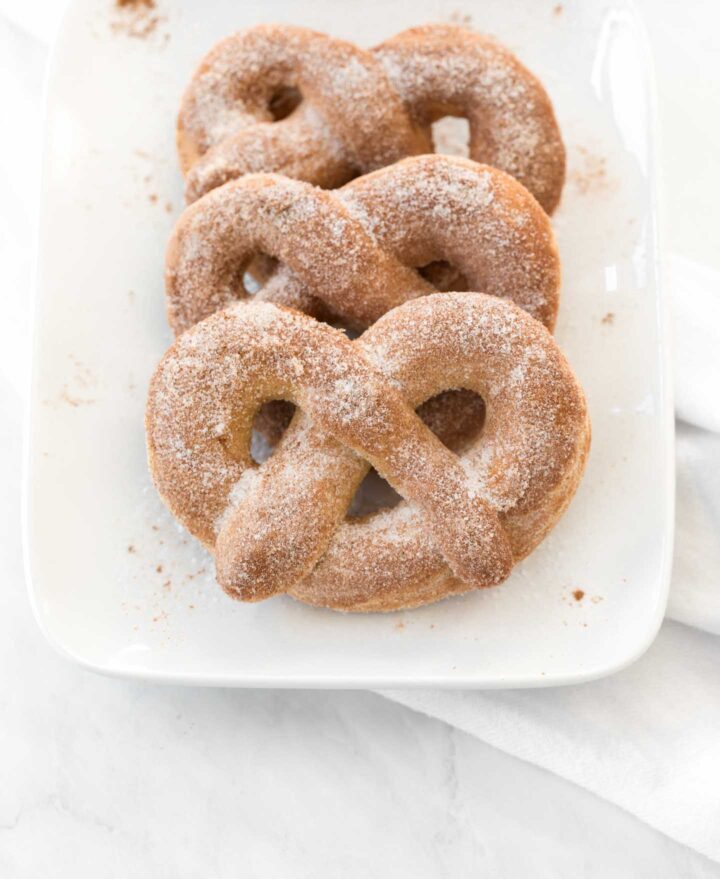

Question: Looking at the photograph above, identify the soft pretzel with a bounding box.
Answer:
[178,23,565,213]
[166,155,560,335]
[146,293,590,612]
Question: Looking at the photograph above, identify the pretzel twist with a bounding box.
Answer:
[178,24,566,213]
[146,294,590,611]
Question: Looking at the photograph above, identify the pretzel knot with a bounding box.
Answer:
[177,24,566,213]
[146,293,590,612]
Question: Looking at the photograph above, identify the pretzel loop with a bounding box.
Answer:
[179,25,430,203]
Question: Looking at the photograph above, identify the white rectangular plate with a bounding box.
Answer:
[25,0,673,687]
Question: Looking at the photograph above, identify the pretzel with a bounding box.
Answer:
[166,154,560,335]
[146,293,590,612]
[177,23,566,213]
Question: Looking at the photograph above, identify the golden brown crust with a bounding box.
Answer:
[177,23,565,212]
[146,293,590,612]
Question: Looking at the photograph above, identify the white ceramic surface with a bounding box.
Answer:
[25,0,673,687]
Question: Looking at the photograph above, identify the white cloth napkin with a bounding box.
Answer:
[2,0,720,865]
[382,619,720,862]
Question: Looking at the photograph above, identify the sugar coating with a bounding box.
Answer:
[166,154,560,336]
[146,293,590,612]
[177,23,565,213]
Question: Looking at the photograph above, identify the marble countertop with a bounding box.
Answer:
[2,0,720,875]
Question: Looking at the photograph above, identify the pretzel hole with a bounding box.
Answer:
[328,318,361,341]
[418,260,469,292]
[251,400,295,457]
[348,470,401,518]
[431,116,470,158]
[347,389,486,518]
[242,270,262,295]
[418,389,486,453]
[237,253,278,296]
[268,86,302,121]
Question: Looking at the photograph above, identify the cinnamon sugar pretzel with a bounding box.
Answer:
[146,294,590,612]
[167,154,560,335]
[177,23,566,213]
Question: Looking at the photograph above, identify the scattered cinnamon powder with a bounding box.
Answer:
[156,564,163,573]
[448,10,473,27]
[395,621,405,631]
[570,147,609,194]
[572,589,585,602]
[601,312,615,325]
[59,361,96,407]
[127,544,136,554]
[59,388,80,407]
[111,0,161,39]
[553,4,564,15]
